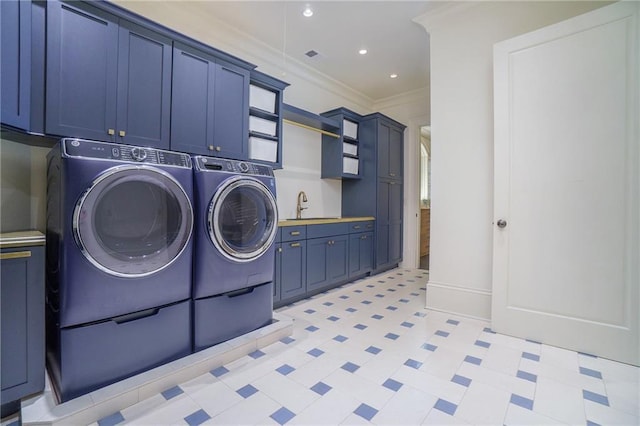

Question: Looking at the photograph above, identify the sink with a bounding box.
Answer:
[285,217,340,221]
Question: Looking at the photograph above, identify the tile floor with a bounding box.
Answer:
[6,268,640,425]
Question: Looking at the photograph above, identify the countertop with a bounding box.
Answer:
[278,216,375,227]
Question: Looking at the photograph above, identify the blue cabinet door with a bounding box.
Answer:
[171,44,214,155]
[327,234,349,283]
[389,125,403,180]
[46,0,118,140]
[349,233,361,276]
[377,121,391,179]
[213,62,249,160]
[171,46,249,159]
[360,232,373,273]
[280,241,306,301]
[116,21,172,149]
[306,237,329,291]
[349,232,373,277]
[1,246,45,411]
[273,243,282,303]
[1,0,31,130]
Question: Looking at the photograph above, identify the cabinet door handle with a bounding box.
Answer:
[108,129,115,136]
[390,173,396,177]
[119,130,126,137]
[353,225,361,229]
[216,146,221,152]
[361,235,367,240]
[278,247,282,253]
[208,145,215,151]
[390,182,396,185]
[367,224,373,228]
[290,242,301,248]
[1,250,32,260]
[290,231,300,236]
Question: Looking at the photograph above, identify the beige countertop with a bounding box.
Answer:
[278,216,375,227]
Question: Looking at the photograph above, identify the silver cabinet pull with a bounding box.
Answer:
[108,129,115,136]
[496,219,508,228]
[290,242,301,248]
[290,231,300,236]
[119,130,126,137]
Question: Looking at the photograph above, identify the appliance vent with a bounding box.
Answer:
[305,50,319,58]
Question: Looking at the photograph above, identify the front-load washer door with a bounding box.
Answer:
[208,176,278,262]
[73,165,193,277]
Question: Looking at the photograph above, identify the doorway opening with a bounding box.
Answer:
[419,126,431,271]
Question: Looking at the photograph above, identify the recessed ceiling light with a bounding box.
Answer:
[303,6,313,17]
[358,49,368,55]
[390,74,398,79]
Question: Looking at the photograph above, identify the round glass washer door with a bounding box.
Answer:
[73,165,193,277]
[208,176,278,262]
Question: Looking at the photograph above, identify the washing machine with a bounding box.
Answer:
[192,155,278,351]
[46,138,193,401]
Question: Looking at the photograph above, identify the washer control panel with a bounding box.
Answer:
[196,156,274,177]
[62,138,191,168]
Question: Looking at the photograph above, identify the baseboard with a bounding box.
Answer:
[426,280,492,321]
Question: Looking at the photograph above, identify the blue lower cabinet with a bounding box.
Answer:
[47,299,191,403]
[193,283,272,352]
[279,240,306,302]
[349,232,373,278]
[1,233,45,417]
[306,234,348,292]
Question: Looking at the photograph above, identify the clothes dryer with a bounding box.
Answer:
[191,156,278,350]
[46,138,193,401]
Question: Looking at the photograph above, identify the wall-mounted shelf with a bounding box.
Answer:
[282,104,340,138]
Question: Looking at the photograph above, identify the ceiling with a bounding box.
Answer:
[190,1,434,101]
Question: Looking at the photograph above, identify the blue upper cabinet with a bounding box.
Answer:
[116,21,172,148]
[171,42,250,160]
[248,70,289,169]
[320,108,363,179]
[1,0,31,131]
[46,0,172,149]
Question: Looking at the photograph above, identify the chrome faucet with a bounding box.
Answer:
[296,191,308,219]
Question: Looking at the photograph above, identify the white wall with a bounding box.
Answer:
[0,138,49,233]
[415,1,611,320]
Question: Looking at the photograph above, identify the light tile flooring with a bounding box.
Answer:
[6,269,640,425]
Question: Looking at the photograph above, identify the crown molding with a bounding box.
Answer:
[413,1,481,33]
[373,86,430,112]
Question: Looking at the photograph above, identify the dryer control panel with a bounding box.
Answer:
[61,139,192,169]
[195,156,274,177]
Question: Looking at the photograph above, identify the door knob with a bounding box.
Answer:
[496,219,507,229]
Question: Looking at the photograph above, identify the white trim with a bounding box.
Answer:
[427,280,492,296]
[426,280,492,321]
[373,87,430,112]
[426,306,491,324]
[413,2,484,33]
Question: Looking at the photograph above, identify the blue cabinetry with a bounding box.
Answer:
[46,0,172,148]
[276,226,307,303]
[320,108,363,179]
[1,232,45,418]
[1,0,31,131]
[248,70,289,168]
[343,113,405,274]
[306,235,349,292]
[348,221,374,278]
[171,42,249,160]
[275,221,372,307]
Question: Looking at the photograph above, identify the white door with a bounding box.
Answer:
[492,1,639,366]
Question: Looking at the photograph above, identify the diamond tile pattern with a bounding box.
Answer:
[99,269,638,426]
